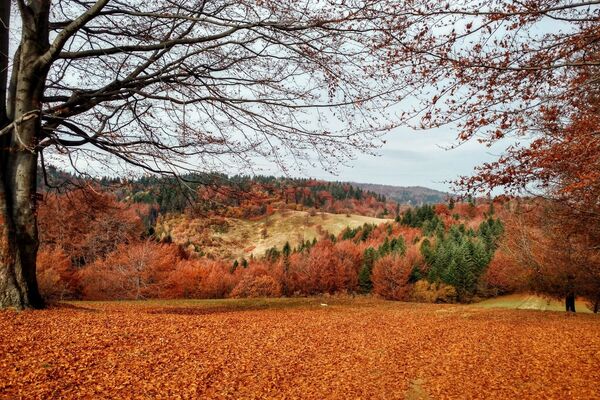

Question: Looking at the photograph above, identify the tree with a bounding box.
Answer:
[501,201,600,312]
[405,2,600,308]
[36,246,77,301]
[0,0,417,308]
[231,273,281,298]
[378,1,598,307]
[395,1,600,150]
[372,246,421,301]
[358,247,376,294]
[37,188,144,267]
[421,222,500,301]
[79,241,181,300]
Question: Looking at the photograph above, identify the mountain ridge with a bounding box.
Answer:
[349,182,449,205]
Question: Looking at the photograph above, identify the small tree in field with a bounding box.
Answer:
[79,241,180,300]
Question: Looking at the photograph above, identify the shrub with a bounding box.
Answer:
[411,280,457,303]
[372,246,422,301]
[37,247,78,301]
[231,274,281,298]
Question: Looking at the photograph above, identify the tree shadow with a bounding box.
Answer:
[52,302,100,313]
[144,305,271,316]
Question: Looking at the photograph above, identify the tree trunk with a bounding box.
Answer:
[0,175,43,310]
[565,292,576,313]
[0,0,50,309]
[0,110,44,309]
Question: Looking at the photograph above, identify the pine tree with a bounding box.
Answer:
[282,241,291,257]
[359,247,376,293]
[379,237,391,257]
[230,260,239,274]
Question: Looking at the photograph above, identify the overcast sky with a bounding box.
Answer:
[256,125,512,193]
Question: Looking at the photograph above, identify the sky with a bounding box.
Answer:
[263,126,511,194]
[8,3,519,193]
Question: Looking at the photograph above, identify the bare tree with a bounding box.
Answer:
[0,0,414,309]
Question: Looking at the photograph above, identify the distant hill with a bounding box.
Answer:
[37,165,448,212]
[349,182,449,205]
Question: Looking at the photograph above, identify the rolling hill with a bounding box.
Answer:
[350,182,449,205]
[155,210,392,259]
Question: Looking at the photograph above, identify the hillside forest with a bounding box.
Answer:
[34,170,599,313]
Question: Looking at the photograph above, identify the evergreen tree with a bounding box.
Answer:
[230,260,239,274]
[378,237,391,257]
[390,236,406,255]
[420,221,502,301]
[282,241,291,257]
[360,224,374,241]
[359,247,376,293]
[265,247,281,262]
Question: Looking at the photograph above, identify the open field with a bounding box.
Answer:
[476,293,593,313]
[1,298,599,399]
[161,210,391,258]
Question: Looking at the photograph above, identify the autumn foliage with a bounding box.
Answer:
[31,182,600,312]
[38,189,145,267]
[36,247,78,301]
[78,241,182,300]
[32,187,524,306]
[372,247,421,301]
[2,299,599,399]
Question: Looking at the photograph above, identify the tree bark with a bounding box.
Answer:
[0,0,50,309]
[0,99,44,309]
[0,175,43,309]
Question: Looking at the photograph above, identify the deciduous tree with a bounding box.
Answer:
[0,0,414,308]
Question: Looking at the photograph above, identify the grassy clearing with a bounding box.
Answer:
[162,210,391,259]
[474,293,593,313]
[65,296,373,311]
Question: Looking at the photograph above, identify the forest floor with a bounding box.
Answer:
[1,297,599,399]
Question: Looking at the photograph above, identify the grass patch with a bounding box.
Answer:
[474,293,593,313]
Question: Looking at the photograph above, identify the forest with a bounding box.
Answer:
[33,181,599,313]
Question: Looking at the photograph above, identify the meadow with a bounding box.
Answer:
[158,210,391,259]
[1,297,599,399]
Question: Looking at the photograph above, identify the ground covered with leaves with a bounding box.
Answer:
[1,298,599,399]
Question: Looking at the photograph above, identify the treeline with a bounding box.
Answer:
[126,174,392,218]
[35,172,600,311]
[38,166,394,218]
[36,191,510,303]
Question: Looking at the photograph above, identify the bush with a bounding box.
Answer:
[372,247,421,301]
[231,274,281,298]
[411,280,457,303]
[37,247,78,301]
